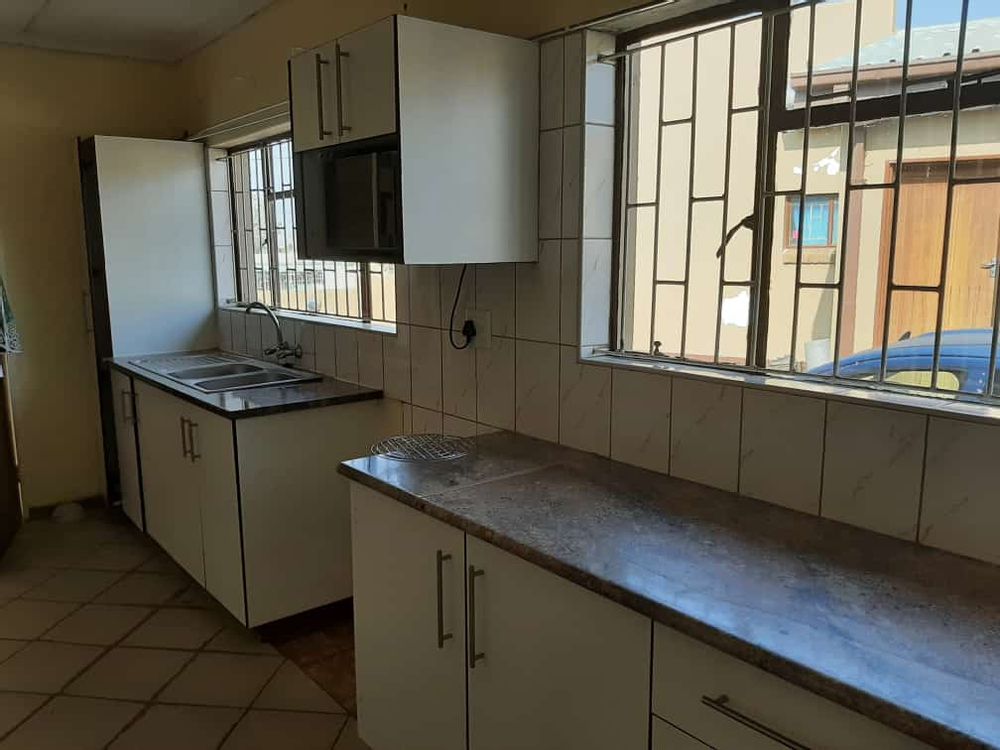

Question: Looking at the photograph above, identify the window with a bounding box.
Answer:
[615,0,1000,400]
[228,137,396,323]
[786,195,838,248]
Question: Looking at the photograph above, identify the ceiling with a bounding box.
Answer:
[0,0,277,63]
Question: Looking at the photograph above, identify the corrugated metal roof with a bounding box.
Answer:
[816,17,1000,71]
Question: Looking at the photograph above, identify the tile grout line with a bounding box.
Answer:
[0,540,162,745]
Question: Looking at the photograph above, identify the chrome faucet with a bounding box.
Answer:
[244,302,302,363]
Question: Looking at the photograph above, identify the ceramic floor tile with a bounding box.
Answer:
[123,607,228,650]
[136,554,183,575]
[0,641,103,693]
[20,569,122,603]
[0,640,27,664]
[158,653,283,707]
[0,696,141,750]
[0,600,77,639]
[66,647,192,701]
[95,572,189,606]
[253,661,344,713]
[0,567,54,599]
[333,718,370,750]
[167,584,218,609]
[108,704,242,750]
[221,710,346,750]
[0,692,47,737]
[205,626,277,655]
[80,543,153,572]
[41,604,151,646]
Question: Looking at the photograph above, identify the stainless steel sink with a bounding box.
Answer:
[130,352,321,394]
[192,370,301,392]
[168,363,263,380]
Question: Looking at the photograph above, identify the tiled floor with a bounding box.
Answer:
[0,510,369,749]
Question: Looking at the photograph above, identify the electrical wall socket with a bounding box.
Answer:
[465,308,492,349]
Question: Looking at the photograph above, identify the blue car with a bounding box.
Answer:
[809,329,1000,397]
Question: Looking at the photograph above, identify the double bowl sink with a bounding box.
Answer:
[131,353,321,393]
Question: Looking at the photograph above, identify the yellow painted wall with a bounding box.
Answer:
[0,45,186,508]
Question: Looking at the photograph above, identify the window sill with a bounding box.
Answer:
[781,247,836,265]
[583,349,1000,426]
[220,305,397,336]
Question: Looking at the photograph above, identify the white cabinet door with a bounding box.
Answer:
[337,17,397,143]
[110,370,142,530]
[351,483,466,750]
[189,407,244,622]
[290,42,340,152]
[134,382,204,583]
[466,536,650,750]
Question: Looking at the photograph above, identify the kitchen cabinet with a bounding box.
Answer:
[290,40,340,153]
[290,19,395,151]
[465,535,650,750]
[652,624,931,750]
[337,18,397,143]
[110,369,142,530]
[288,15,538,265]
[134,381,208,584]
[349,483,651,750]
[132,376,399,626]
[351,484,466,750]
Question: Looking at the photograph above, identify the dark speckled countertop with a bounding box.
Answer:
[339,431,1000,750]
[111,354,381,419]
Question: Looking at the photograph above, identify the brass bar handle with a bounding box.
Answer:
[314,53,333,140]
[179,417,190,459]
[335,44,351,136]
[701,695,812,750]
[436,550,453,649]
[468,565,485,669]
[188,422,201,462]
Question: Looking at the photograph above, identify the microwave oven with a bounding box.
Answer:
[294,133,403,263]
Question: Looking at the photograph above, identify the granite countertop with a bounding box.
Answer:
[111,354,381,419]
[339,431,1000,750]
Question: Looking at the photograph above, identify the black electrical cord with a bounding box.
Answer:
[448,264,475,350]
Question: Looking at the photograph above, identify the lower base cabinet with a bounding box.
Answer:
[350,483,651,750]
[353,484,936,750]
[134,380,399,626]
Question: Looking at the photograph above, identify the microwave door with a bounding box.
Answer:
[326,152,376,252]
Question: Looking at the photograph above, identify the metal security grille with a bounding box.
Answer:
[228,137,396,323]
[613,0,1000,401]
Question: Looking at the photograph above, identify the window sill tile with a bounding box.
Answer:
[583,350,1000,427]
[220,305,397,336]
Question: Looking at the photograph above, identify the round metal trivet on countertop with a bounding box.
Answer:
[371,434,474,461]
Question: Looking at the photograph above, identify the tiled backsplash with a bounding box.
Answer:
[213,31,1000,569]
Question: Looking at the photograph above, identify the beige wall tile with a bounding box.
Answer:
[382,325,411,402]
[740,390,825,515]
[822,402,925,541]
[334,329,358,384]
[561,125,582,239]
[920,417,1000,564]
[670,379,742,492]
[475,264,515,338]
[408,266,441,329]
[610,369,671,474]
[477,336,515,430]
[538,129,563,240]
[516,241,561,343]
[559,346,611,455]
[410,326,442,411]
[357,331,384,390]
[540,37,564,131]
[514,340,560,442]
[441,331,477,420]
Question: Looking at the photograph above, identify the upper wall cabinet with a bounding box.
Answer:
[288,15,539,265]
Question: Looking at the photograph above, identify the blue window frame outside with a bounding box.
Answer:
[787,194,839,247]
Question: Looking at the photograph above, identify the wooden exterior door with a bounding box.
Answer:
[875,159,1000,345]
